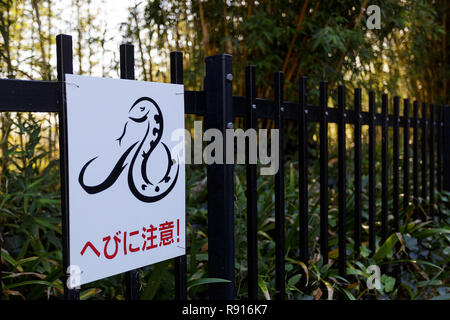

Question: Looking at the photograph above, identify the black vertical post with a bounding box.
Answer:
[119,44,140,301]
[437,105,443,220]
[120,44,135,80]
[0,235,1,297]
[381,94,388,243]
[368,91,376,254]
[338,85,346,277]
[392,96,402,281]
[245,65,258,300]
[429,104,435,218]
[403,99,410,215]
[413,101,419,220]
[56,34,79,300]
[421,102,428,219]
[170,51,187,300]
[319,81,329,265]
[437,105,443,194]
[393,97,400,231]
[444,106,450,192]
[298,77,309,289]
[0,233,1,296]
[205,54,235,300]
[353,88,362,255]
[274,72,285,300]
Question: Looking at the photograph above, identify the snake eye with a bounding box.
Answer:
[140,106,145,112]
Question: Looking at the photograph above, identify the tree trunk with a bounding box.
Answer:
[31,0,51,80]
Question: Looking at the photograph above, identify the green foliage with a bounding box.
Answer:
[1,114,63,299]
[135,0,448,105]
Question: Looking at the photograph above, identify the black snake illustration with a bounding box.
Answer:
[78,97,179,203]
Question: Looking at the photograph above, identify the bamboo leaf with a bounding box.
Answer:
[258,275,271,300]
[373,233,399,263]
[5,280,63,290]
[187,277,231,290]
[141,260,170,300]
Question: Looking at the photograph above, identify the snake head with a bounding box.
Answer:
[128,99,151,123]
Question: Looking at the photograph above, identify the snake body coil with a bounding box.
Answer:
[78,97,179,203]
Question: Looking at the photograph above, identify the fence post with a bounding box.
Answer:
[437,105,443,194]
[413,101,419,220]
[337,85,346,277]
[444,106,450,192]
[119,43,140,301]
[245,65,258,300]
[430,104,435,218]
[421,102,428,220]
[204,54,235,300]
[403,99,410,214]
[381,94,389,243]
[353,88,362,254]
[368,91,376,253]
[298,77,309,285]
[56,34,79,300]
[0,219,2,297]
[274,71,285,300]
[393,97,400,230]
[170,51,187,300]
[319,81,329,265]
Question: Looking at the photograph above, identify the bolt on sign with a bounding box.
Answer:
[65,74,185,286]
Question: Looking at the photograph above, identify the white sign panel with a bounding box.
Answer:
[65,74,185,286]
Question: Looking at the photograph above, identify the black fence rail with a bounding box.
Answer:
[0,34,449,300]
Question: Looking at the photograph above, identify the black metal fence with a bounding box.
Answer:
[0,34,449,300]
